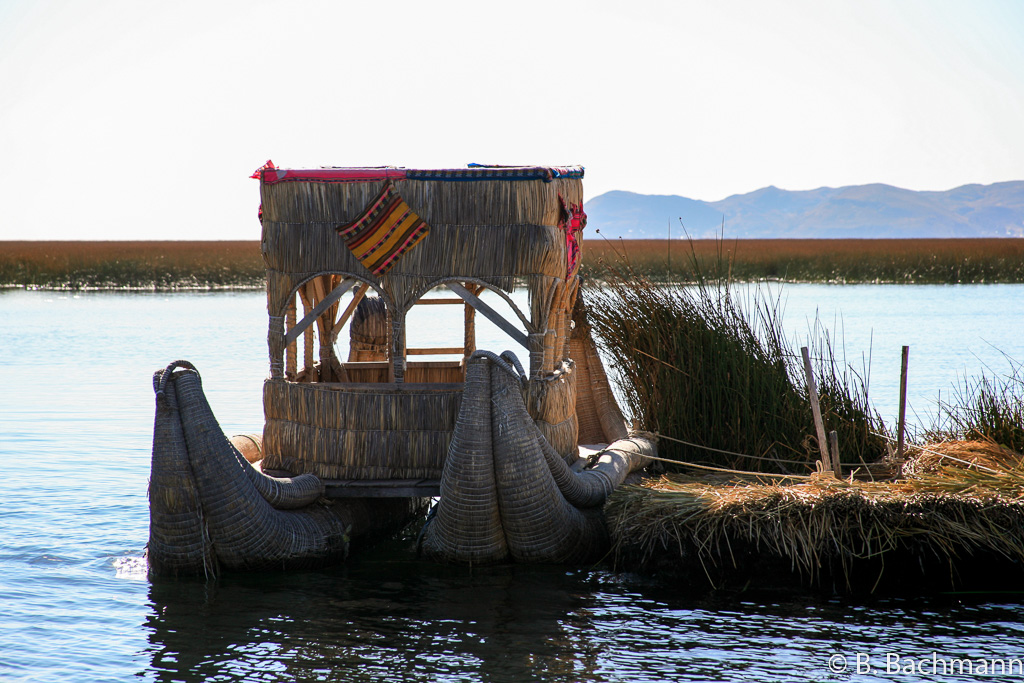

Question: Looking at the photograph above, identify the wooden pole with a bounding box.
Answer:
[828,430,840,476]
[896,345,909,460]
[801,346,831,471]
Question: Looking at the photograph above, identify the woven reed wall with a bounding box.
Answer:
[261,178,582,230]
[260,173,590,469]
[261,177,582,317]
[262,380,462,479]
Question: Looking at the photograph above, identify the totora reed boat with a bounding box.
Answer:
[147,163,656,577]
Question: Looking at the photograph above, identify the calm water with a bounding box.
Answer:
[2,286,1023,682]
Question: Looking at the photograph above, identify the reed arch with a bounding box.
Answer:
[403,276,534,371]
[269,270,390,382]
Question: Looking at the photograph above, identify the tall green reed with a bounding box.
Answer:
[585,239,888,473]
[927,355,1024,453]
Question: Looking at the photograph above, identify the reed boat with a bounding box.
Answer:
[147,164,655,577]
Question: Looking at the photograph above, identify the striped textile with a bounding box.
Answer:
[407,165,584,182]
[336,182,430,276]
[254,164,583,184]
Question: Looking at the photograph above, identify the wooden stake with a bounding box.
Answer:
[828,430,840,476]
[801,346,831,470]
[896,345,909,460]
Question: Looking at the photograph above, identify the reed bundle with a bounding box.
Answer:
[526,361,580,461]
[606,439,1024,590]
[568,294,630,446]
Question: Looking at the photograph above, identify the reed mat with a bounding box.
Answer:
[0,241,264,289]
[582,238,1024,284]
[606,439,1024,593]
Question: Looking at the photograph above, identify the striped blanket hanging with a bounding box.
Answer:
[336,182,431,276]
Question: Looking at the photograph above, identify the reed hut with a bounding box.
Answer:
[255,163,631,486]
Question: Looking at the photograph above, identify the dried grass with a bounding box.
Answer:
[606,439,1024,590]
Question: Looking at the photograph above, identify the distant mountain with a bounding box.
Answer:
[584,181,1024,239]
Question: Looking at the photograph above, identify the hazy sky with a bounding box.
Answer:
[2,0,1023,240]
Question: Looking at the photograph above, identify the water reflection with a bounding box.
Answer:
[145,539,605,683]
[143,539,1024,683]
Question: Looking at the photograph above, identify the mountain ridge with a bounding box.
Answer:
[584,181,1024,239]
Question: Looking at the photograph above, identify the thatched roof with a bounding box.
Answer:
[257,165,585,316]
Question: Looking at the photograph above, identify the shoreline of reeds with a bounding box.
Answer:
[3,238,1024,289]
[583,237,1024,284]
[0,241,266,291]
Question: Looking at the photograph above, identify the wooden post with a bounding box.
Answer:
[286,295,297,379]
[463,283,479,363]
[801,346,831,470]
[896,345,909,460]
[828,430,840,476]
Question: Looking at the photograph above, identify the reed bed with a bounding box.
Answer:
[7,238,1022,289]
[585,252,888,475]
[606,439,1024,591]
[583,238,1024,283]
[0,241,265,289]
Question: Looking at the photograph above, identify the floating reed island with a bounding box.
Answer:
[586,256,1024,593]
[606,440,1024,593]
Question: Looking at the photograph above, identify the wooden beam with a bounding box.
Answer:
[285,278,356,346]
[446,282,529,349]
[406,347,463,356]
[330,282,369,343]
[323,479,441,498]
[415,298,464,305]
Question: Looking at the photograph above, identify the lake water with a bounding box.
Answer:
[2,285,1023,682]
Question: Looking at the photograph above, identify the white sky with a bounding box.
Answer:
[2,0,1023,240]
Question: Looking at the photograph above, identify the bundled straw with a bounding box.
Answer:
[606,439,1024,591]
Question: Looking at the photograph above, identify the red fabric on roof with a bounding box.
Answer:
[261,168,408,184]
